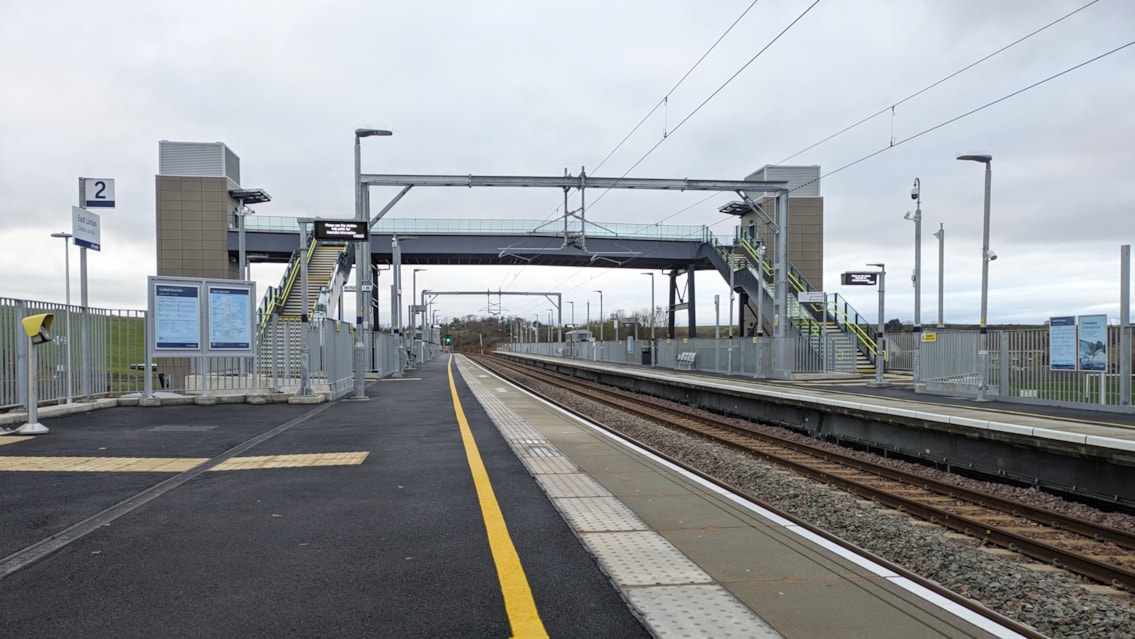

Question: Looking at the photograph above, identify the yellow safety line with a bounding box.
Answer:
[447,355,548,639]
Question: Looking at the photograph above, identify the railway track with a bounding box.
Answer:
[475,354,1135,593]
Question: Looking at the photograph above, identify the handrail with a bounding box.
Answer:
[256,234,318,336]
[312,243,355,322]
[723,235,879,362]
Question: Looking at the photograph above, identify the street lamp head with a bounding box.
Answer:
[956,154,992,164]
[867,262,885,269]
[355,128,393,138]
[50,232,73,239]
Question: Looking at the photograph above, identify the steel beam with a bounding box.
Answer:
[360,173,787,193]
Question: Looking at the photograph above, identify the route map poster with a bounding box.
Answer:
[154,284,201,350]
[208,286,252,351]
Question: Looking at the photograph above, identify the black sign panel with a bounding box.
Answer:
[841,271,879,286]
[314,220,369,240]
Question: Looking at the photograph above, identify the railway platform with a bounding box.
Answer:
[0,354,1030,637]
[498,351,1135,506]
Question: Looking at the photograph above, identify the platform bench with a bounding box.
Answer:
[676,352,697,370]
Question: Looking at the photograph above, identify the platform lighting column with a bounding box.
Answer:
[592,290,604,342]
[568,300,574,326]
[933,223,945,328]
[50,232,73,403]
[354,127,392,398]
[756,244,766,378]
[868,263,886,387]
[905,178,922,383]
[412,268,426,364]
[957,154,993,401]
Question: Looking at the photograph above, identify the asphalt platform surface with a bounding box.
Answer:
[0,357,649,638]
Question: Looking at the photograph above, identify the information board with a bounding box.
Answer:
[1049,316,1076,371]
[314,220,368,240]
[208,286,253,351]
[1078,314,1108,372]
[154,283,202,351]
[841,272,878,286]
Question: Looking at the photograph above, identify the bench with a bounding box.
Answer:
[676,352,697,370]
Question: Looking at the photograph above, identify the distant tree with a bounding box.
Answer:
[885,318,905,333]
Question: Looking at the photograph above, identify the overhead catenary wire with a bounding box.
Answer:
[590,0,762,175]
[775,0,1102,165]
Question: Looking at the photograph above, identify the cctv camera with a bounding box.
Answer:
[910,189,918,200]
[987,250,998,262]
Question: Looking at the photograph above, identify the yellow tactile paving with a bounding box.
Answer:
[210,452,369,471]
[0,452,369,473]
[0,456,207,473]
[0,437,34,446]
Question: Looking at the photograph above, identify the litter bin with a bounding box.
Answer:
[641,346,653,365]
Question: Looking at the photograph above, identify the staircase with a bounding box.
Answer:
[279,243,347,319]
[711,234,879,375]
[255,239,355,376]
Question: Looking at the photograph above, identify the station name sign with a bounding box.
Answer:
[841,271,879,286]
[314,220,369,240]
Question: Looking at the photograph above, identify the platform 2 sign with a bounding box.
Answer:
[83,178,115,208]
[314,220,368,240]
[841,272,878,286]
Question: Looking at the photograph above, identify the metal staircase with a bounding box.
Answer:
[710,234,878,374]
[255,238,355,375]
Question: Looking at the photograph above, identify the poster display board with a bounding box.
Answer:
[148,277,256,354]
[1078,314,1108,372]
[154,283,202,351]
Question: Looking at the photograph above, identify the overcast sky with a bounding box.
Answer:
[2,0,1133,330]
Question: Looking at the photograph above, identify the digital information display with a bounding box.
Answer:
[314,220,368,240]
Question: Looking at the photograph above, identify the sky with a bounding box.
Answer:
[2,0,1133,330]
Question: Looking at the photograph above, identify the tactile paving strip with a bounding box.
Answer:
[626,584,783,638]
[554,496,649,532]
[522,456,578,474]
[582,531,714,586]
[536,472,611,498]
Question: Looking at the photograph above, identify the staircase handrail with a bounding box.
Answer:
[729,235,878,360]
[312,243,356,323]
[257,235,318,336]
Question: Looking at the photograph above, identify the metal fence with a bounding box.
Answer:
[920,327,1133,411]
[506,324,1134,412]
[2,297,147,409]
[3,296,401,410]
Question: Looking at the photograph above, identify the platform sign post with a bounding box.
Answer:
[76,178,113,400]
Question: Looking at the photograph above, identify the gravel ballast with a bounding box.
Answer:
[509,371,1135,639]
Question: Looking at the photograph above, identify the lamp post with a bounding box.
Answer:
[957,154,993,401]
[568,300,575,326]
[593,290,604,342]
[905,178,922,383]
[50,231,73,402]
[868,263,886,387]
[756,244,767,378]
[412,268,426,365]
[933,223,944,328]
[353,127,392,398]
